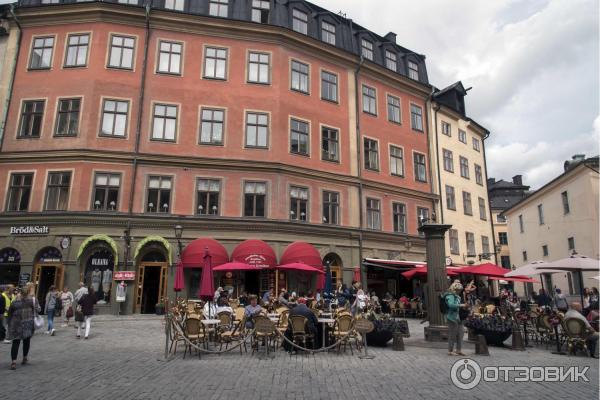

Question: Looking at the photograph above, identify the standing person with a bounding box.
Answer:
[77,286,96,339]
[536,288,552,309]
[60,287,74,327]
[2,286,12,343]
[74,282,88,303]
[553,288,569,313]
[0,287,6,343]
[590,287,599,305]
[445,282,468,356]
[7,284,40,370]
[44,286,60,336]
[352,289,369,316]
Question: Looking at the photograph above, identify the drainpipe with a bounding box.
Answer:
[0,5,22,152]
[127,2,151,214]
[424,86,438,220]
[431,101,444,224]
[354,55,366,289]
[481,130,497,265]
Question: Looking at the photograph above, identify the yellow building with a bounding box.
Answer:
[429,82,495,267]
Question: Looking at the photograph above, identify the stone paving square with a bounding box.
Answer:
[0,316,598,400]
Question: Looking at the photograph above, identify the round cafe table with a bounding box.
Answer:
[317,318,335,348]
[201,319,221,345]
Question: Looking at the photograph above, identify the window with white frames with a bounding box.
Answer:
[562,191,570,214]
[165,0,184,11]
[361,39,373,61]
[146,176,171,213]
[322,191,339,225]
[244,182,266,217]
[321,21,336,45]
[29,37,54,69]
[157,41,182,75]
[18,100,44,138]
[441,121,451,136]
[291,60,309,93]
[475,164,483,185]
[209,0,228,17]
[449,229,459,254]
[290,119,309,155]
[321,127,339,162]
[482,236,490,254]
[443,149,454,172]
[466,232,475,255]
[100,99,129,137]
[417,207,429,235]
[414,153,426,182]
[5,173,33,212]
[45,172,71,211]
[458,129,467,143]
[366,198,381,230]
[410,104,423,131]
[290,186,308,221]
[462,191,472,215]
[108,35,135,69]
[196,179,220,215]
[389,145,404,177]
[387,95,401,123]
[459,156,469,178]
[472,137,480,152]
[393,202,407,233]
[498,232,508,245]
[251,0,269,23]
[292,9,308,34]
[479,197,487,220]
[364,138,379,171]
[199,108,224,145]
[92,173,121,211]
[321,71,337,102]
[408,61,419,80]
[385,50,397,71]
[204,47,227,79]
[446,185,456,210]
[64,34,89,67]
[362,85,376,115]
[151,104,178,141]
[247,52,270,84]
[245,112,268,147]
[41,0,59,3]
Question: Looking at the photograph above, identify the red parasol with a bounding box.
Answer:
[316,271,325,290]
[458,262,518,277]
[353,267,361,283]
[212,261,257,272]
[402,266,459,280]
[173,259,184,292]
[198,248,215,301]
[489,276,539,283]
[275,262,325,274]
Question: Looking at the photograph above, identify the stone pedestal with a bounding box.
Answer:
[418,223,452,342]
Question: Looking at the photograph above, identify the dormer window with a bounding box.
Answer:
[321,21,336,45]
[251,0,269,23]
[385,50,397,71]
[408,61,419,80]
[292,9,308,35]
[361,39,373,61]
[209,0,228,17]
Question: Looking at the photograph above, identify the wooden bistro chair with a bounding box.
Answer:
[332,314,355,355]
[183,317,207,359]
[409,301,419,318]
[562,317,592,356]
[219,314,247,354]
[252,315,278,355]
[289,315,315,351]
[397,302,407,318]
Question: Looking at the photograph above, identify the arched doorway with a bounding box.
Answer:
[78,236,118,306]
[32,247,64,310]
[0,248,21,286]
[323,253,343,289]
[134,244,168,314]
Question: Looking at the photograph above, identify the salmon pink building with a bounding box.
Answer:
[0,0,437,313]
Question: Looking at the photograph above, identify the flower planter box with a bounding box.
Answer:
[471,328,512,347]
[155,305,165,315]
[366,329,393,347]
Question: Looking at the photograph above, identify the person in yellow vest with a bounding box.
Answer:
[1,286,13,343]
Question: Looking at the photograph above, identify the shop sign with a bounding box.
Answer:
[114,271,136,281]
[9,225,49,235]
[91,258,110,266]
[40,258,61,263]
[245,254,269,268]
[354,319,375,334]
[19,273,31,287]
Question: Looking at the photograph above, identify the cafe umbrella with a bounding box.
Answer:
[198,248,215,318]
[540,253,600,304]
[173,258,185,292]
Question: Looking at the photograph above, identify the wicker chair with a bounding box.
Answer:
[410,301,419,318]
[169,317,187,356]
[219,314,247,354]
[562,317,592,356]
[332,314,355,354]
[289,315,315,350]
[397,302,408,318]
[252,315,278,355]
[183,317,207,359]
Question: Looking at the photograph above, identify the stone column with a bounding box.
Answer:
[418,223,452,341]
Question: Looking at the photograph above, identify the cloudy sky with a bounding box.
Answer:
[313,0,599,189]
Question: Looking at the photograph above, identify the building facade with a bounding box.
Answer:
[503,155,599,298]
[488,175,530,270]
[0,0,437,313]
[429,82,495,268]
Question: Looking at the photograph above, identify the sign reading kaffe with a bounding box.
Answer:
[10,226,50,235]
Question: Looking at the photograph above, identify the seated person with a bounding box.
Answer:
[238,292,249,307]
[284,298,319,350]
[203,300,218,318]
[244,295,263,328]
[278,289,290,308]
[565,302,599,358]
[399,293,410,307]
[216,294,233,314]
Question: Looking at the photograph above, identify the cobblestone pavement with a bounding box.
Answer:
[1,316,598,400]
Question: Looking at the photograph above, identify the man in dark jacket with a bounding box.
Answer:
[284,298,319,351]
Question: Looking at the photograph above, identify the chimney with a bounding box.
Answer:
[512,175,522,186]
[564,154,586,171]
[384,32,397,43]
[487,177,496,186]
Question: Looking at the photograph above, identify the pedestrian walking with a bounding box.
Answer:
[74,282,88,303]
[7,283,40,370]
[77,286,96,339]
[444,281,467,356]
[1,286,12,343]
[60,287,74,327]
[44,286,60,336]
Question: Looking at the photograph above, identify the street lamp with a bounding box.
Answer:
[174,224,183,253]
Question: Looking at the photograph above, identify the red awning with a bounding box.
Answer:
[456,262,512,277]
[280,241,322,267]
[401,266,459,280]
[181,238,228,268]
[276,262,325,274]
[489,276,539,283]
[213,262,257,272]
[231,239,277,268]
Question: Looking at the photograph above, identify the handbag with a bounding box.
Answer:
[32,298,44,330]
[75,305,84,322]
[66,306,74,319]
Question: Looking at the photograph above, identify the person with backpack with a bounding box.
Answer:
[443,282,468,356]
[77,286,96,339]
[44,286,61,336]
